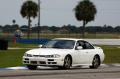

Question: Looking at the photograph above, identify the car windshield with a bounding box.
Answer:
[42,40,75,49]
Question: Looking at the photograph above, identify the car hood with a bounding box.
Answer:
[26,48,73,55]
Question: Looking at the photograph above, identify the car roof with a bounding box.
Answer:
[53,38,83,41]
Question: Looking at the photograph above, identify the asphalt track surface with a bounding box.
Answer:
[0,66,120,79]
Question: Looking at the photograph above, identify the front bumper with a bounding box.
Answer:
[23,56,64,66]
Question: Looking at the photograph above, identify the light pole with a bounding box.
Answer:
[38,0,40,39]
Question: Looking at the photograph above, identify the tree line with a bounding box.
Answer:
[19,0,97,38]
[0,0,119,36]
[0,24,120,34]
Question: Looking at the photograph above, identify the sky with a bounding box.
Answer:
[0,0,120,27]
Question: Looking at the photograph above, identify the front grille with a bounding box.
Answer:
[32,55,54,58]
[33,55,39,57]
[48,62,57,64]
[31,61,37,64]
[52,62,57,64]
[39,61,46,64]
[33,55,46,57]
[39,55,46,57]
[48,59,54,61]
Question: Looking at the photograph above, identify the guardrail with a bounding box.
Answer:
[16,38,120,45]
[16,38,51,44]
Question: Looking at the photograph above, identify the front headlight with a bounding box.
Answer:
[53,54,61,58]
[45,54,61,58]
[24,53,32,57]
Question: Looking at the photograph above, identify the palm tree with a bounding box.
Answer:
[20,0,38,39]
[74,0,97,38]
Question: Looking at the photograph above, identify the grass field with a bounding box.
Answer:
[0,49,28,67]
[0,44,120,67]
[8,42,38,48]
[100,45,120,63]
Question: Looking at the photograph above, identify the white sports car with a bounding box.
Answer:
[23,38,105,70]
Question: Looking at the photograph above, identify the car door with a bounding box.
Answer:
[75,41,95,64]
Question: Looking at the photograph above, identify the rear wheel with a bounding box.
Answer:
[27,65,37,70]
[90,55,100,69]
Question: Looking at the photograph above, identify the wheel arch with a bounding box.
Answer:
[89,54,101,69]
[65,54,73,66]
[94,54,101,65]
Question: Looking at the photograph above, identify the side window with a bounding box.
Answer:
[76,41,94,50]
[84,41,94,49]
[75,41,84,50]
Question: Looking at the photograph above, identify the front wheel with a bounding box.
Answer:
[90,55,100,69]
[27,65,37,70]
[62,56,72,69]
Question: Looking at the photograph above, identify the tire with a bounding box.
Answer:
[62,56,72,69]
[27,65,37,70]
[90,55,100,69]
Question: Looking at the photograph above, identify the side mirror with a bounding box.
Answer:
[38,45,43,48]
[76,46,83,50]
